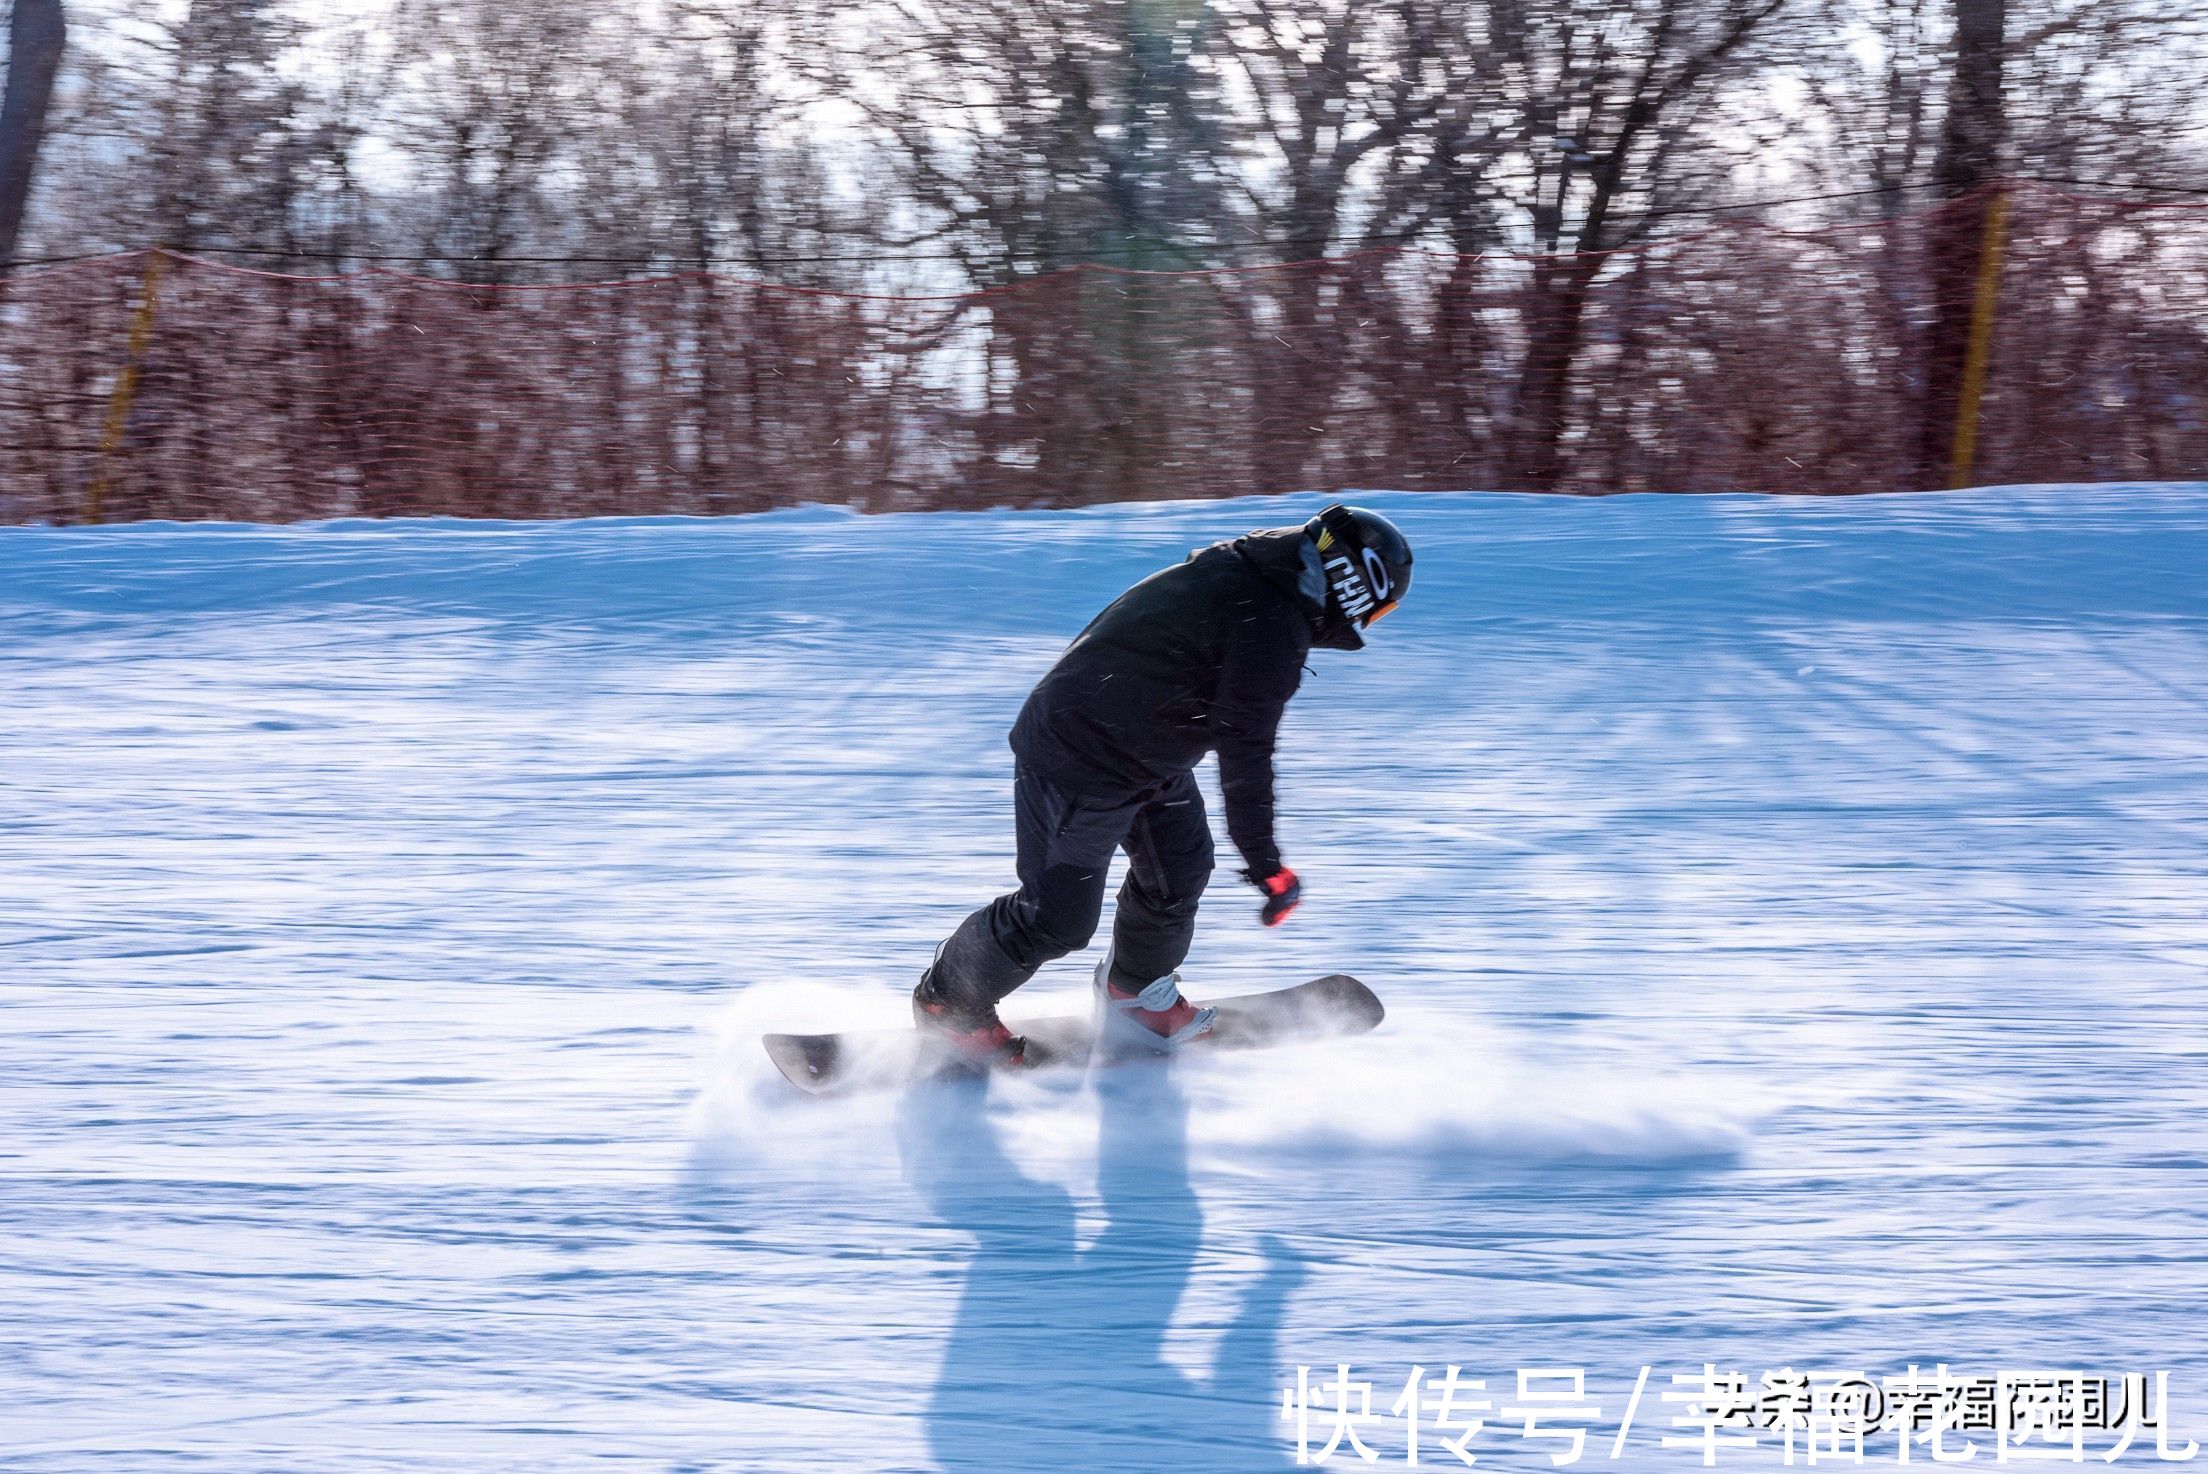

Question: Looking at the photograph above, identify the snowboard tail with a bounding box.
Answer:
[764,973,1383,1098]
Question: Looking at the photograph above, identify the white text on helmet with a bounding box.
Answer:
[1324,554,1376,620]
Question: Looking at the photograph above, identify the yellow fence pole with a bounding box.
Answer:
[84,249,167,525]
[1947,188,2011,491]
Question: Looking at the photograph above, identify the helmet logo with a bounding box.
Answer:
[1360,547,1394,603]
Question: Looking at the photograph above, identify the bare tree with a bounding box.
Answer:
[848,0,1229,502]
[0,0,67,266]
[141,0,312,253]
[383,0,607,283]
[852,0,1222,281]
[1480,0,1798,490]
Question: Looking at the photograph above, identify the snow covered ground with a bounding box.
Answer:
[4,486,2206,1473]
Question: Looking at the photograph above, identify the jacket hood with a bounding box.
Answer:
[1229,526,1366,651]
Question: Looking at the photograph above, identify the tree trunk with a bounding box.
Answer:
[1917,0,2005,488]
[0,0,67,266]
[1508,255,1598,492]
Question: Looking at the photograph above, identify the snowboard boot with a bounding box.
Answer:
[913,968,1028,1069]
[1094,954,1217,1055]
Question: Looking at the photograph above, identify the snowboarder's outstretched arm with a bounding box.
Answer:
[1209,598,1308,888]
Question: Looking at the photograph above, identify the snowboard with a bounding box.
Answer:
[763,973,1383,1098]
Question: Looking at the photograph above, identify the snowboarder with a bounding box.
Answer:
[912,503,1414,1066]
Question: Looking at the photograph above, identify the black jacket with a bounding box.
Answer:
[1011,527,1349,877]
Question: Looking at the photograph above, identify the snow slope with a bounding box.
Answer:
[4,487,2206,1472]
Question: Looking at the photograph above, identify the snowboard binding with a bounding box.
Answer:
[1093,955,1218,1057]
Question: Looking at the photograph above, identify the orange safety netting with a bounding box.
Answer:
[2,183,2204,523]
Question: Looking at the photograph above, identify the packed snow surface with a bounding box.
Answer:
[5,486,2206,1472]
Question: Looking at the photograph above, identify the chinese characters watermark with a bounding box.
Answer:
[1281,1366,2196,1466]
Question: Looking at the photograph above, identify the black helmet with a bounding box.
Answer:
[1304,503,1412,636]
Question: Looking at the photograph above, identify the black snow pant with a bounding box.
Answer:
[928,763,1215,1011]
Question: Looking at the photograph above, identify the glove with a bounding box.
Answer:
[1242,866,1302,927]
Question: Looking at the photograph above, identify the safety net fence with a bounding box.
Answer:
[1,183,2203,523]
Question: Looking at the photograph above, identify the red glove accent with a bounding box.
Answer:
[1250,867,1301,927]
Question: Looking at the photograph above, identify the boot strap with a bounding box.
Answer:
[1118,972,1183,1012]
